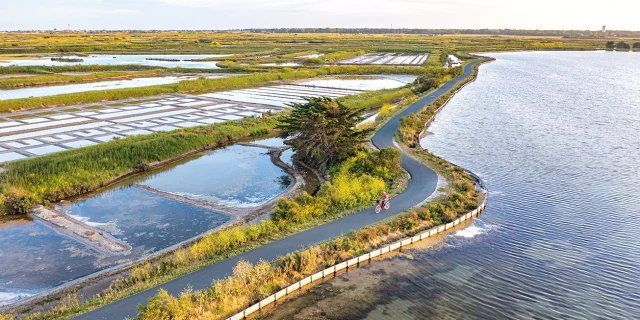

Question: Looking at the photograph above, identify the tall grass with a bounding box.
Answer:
[20,148,404,320]
[134,149,479,320]
[339,87,414,110]
[0,65,165,75]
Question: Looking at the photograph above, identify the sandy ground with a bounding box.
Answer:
[32,207,131,255]
[0,74,38,79]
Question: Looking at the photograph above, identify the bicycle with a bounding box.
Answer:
[375,199,390,213]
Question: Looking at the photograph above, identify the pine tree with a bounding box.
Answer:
[278,97,372,172]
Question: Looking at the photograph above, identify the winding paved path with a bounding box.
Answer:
[76,61,478,320]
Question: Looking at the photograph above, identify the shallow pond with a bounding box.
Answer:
[0,74,230,100]
[0,139,293,306]
[298,75,415,91]
[139,145,290,207]
[0,54,227,69]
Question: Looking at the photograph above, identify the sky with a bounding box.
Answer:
[1,0,639,31]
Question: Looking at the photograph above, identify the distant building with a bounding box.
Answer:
[602,25,606,32]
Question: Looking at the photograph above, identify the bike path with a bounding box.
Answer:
[76,61,478,320]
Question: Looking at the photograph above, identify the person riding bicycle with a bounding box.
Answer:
[380,191,389,207]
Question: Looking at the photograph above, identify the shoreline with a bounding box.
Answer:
[7,60,483,318]
[2,138,306,313]
[226,59,492,320]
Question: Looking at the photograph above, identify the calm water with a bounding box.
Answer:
[0,54,226,68]
[299,75,415,91]
[0,75,231,100]
[140,145,290,207]
[0,140,292,306]
[261,51,640,319]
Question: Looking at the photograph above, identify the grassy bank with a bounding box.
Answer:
[130,59,488,320]
[132,114,481,320]
[15,147,405,320]
[0,65,169,75]
[0,115,282,215]
[3,77,425,319]
[3,60,483,320]
[398,61,488,148]
[339,87,414,110]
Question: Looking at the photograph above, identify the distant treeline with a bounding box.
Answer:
[244,28,640,38]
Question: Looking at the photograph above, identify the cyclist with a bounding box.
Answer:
[380,191,389,208]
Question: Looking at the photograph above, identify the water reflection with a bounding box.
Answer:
[140,145,290,207]
[0,139,293,305]
[259,51,640,319]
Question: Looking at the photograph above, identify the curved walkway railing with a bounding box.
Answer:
[73,61,482,320]
[228,191,488,320]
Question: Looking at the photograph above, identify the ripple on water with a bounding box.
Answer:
[260,51,640,320]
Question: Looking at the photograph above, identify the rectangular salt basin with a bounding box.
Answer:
[216,108,242,113]
[0,121,22,128]
[102,125,134,133]
[277,84,360,94]
[217,91,308,103]
[237,89,318,101]
[93,134,123,142]
[0,117,91,135]
[153,117,182,124]
[268,85,356,95]
[179,101,212,107]
[111,109,199,123]
[93,106,175,120]
[49,114,76,120]
[6,139,43,148]
[217,114,244,120]
[25,145,67,156]
[0,152,27,163]
[75,111,99,117]
[75,129,106,137]
[62,140,97,149]
[195,111,223,117]
[119,106,141,111]
[150,125,179,132]
[129,121,158,128]
[98,109,120,114]
[200,103,236,110]
[174,114,203,121]
[122,129,152,136]
[20,118,49,124]
[197,118,224,125]
[202,93,289,107]
[175,121,205,128]
[0,122,112,142]
[238,111,260,117]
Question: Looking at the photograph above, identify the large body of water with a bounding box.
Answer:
[260,51,640,319]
